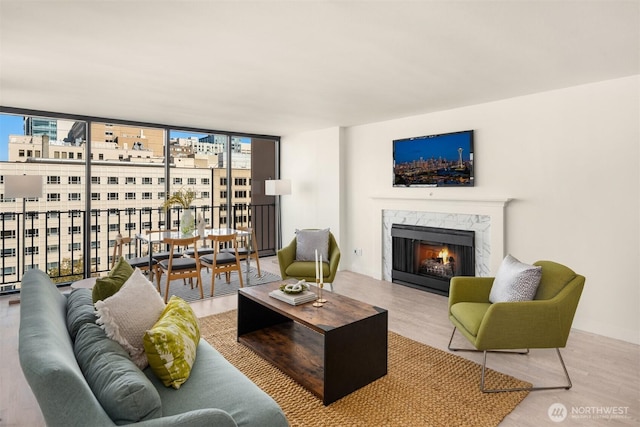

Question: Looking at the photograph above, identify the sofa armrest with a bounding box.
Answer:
[134,409,238,427]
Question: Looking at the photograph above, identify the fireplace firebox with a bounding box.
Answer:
[391,224,475,296]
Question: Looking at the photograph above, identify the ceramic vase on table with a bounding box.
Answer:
[180,208,195,234]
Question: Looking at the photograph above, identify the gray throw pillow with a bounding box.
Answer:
[489,254,542,303]
[295,228,330,262]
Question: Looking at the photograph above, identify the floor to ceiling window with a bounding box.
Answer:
[0,108,279,294]
[89,121,167,275]
[0,113,88,286]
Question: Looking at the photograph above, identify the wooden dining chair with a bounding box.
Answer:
[222,226,261,277]
[145,228,181,261]
[112,233,161,291]
[183,227,215,258]
[156,236,203,303]
[200,233,244,297]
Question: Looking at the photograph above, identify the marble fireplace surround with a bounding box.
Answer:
[372,195,511,281]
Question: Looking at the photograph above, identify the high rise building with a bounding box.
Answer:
[0,125,254,290]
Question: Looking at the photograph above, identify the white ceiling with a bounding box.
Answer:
[0,1,638,137]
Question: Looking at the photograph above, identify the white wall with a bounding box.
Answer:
[279,126,343,246]
[283,75,640,344]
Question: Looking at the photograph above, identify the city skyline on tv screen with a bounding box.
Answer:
[393,130,473,187]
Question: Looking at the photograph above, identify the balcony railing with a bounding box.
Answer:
[0,203,276,294]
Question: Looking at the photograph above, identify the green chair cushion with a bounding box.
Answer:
[285,260,324,278]
[450,302,491,337]
[74,322,162,424]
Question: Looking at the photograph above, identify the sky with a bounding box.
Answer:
[0,114,23,161]
[393,131,473,164]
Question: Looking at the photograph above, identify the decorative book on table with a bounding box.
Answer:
[269,289,317,305]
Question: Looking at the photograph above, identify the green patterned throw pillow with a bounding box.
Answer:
[92,257,134,304]
[143,296,200,389]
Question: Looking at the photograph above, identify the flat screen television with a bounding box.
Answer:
[393,130,474,187]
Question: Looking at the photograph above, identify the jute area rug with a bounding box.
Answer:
[200,310,530,427]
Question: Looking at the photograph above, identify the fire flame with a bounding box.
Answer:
[438,248,450,264]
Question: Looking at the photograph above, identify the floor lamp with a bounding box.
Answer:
[5,175,43,279]
[265,179,291,251]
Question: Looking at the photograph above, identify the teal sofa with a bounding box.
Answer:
[18,269,288,427]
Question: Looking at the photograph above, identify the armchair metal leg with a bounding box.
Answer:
[481,348,572,393]
[448,327,573,393]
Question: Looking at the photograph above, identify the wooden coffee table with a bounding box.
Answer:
[237,282,388,405]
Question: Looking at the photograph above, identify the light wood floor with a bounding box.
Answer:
[1,257,638,426]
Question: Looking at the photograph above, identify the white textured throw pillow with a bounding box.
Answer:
[489,255,542,303]
[95,268,166,369]
[295,228,330,262]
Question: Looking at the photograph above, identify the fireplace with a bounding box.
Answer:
[391,224,475,296]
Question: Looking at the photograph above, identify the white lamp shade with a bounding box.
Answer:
[4,175,43,198]
[265,179,291,196]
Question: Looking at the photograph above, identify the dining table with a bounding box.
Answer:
[135,227,253,284]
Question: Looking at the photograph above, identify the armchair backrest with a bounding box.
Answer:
[533,261,586,346]
[533,260,581,300]
[328,232,338,255]
[288,230,339,256]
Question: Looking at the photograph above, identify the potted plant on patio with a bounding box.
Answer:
[162,187,197,234]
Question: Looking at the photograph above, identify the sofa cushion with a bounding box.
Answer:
[146,340,289,426]
[489,254,542,303]
[144,296,200,389]
[95,268,166,369]
[295,228,329,262]
[92,257,134,304]
[74,322,162,424]
[66,288,97,341]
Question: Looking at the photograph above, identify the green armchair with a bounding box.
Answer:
[448,260,585,392]
[277,231,341,290]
